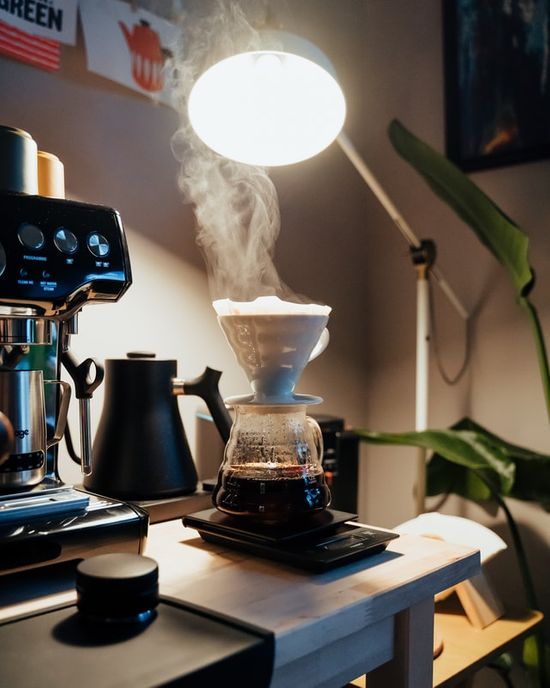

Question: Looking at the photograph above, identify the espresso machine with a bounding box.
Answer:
[0,125,147,575]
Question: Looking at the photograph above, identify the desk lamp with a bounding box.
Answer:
[188,30,468,514]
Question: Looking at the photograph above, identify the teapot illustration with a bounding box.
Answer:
[119,19,165,92]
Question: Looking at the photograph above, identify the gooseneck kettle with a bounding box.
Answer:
[84,353,231,500]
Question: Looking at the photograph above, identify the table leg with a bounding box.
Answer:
[368,597,435,688]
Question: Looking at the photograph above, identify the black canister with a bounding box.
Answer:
[0,125,38,194]
[76,553,159,623]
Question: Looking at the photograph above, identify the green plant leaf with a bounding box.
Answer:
[425,452,493,501]
[355,426,515,496]
[489,652,514,673]
[450,418,550,509]
[388,120,550,419]
[518,297,550,428]
[356,418,550,508]
[388,120,534,297]
[523,634,550,688]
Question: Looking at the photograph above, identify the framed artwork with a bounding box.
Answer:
[443,0,550,171]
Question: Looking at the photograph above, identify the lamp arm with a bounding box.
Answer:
[415,272,430,514]
[337,130,469,515]
[336,131,469,321]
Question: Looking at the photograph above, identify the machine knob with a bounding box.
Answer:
[18,223,45,250]
[0,242,6,277]
[87,232,110,258]
[53,227,78,254]
[76,553,159,622]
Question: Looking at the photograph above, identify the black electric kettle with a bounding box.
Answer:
[83,353,232,500]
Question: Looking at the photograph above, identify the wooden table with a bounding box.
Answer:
[349,597,543,688]
[144,520,479,688]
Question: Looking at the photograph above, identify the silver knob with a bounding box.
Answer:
[87,233,110,258]
[54,227,78,254]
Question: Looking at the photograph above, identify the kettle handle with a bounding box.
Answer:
[173,367,232,444]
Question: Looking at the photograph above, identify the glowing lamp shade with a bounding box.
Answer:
[188,49,346,166]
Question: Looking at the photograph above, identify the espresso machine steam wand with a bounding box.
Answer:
[60,319,105,477]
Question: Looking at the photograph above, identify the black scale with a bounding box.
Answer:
[184,508,399,572]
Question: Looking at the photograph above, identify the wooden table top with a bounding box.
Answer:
[0,517,480,688]
[145,520,480,668]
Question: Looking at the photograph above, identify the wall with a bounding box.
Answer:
[0,27,249,484]
[350,0,550,666]
[1,0,549,672]
[0,1,377,488]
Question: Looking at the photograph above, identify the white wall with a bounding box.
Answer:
[351,1,550,653]
[61,225,247,486]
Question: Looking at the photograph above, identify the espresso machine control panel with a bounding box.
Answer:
[0,191,131,316]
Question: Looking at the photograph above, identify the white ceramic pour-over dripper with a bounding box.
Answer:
[217,311,329,405]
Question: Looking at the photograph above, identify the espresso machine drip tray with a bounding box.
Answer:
[184,508,399,572]
[0,486,148,577]
[0,486,89,524]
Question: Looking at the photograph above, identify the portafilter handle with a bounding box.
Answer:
[61,350,105,476]
[173,367,232,444]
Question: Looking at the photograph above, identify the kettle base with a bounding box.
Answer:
[122,490,213,524]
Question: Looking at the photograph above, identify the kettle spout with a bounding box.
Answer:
[119,21,132,48]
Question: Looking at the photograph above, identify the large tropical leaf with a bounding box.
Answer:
[523,634,550,688]
[388,121,550,417]
[452,418,550,509]
[425,452,493,502]
[355,424,515,496]
[388,120,533,297]
[356,418,550,509]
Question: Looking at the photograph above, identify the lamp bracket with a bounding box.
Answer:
[410,239,436,273]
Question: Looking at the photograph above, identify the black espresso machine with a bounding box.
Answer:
[0,125,147,576]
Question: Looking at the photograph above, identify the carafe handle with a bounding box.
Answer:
[306,415,324,462]
[45,380,71,449]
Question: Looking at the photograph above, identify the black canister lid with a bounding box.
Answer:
[76,553,159,622]
[0,125,38,194]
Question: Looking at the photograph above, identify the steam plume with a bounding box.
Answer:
[171,0,291,301]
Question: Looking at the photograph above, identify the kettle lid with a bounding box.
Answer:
[126,351,157,359]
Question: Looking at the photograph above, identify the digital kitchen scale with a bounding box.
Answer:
[183,509,399,572]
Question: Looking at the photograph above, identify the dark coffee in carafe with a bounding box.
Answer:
[213,463,331,522]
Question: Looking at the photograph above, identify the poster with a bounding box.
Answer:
[0,18,60,71]
[444,0,550,170]
[79,0,179,106]
[0,0,78,45]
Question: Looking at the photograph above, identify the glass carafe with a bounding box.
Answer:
[212,404,331,523]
